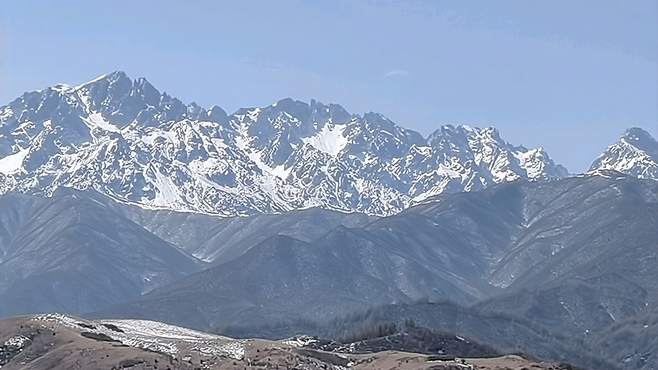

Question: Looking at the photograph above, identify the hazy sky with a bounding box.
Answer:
[1,0,656,171]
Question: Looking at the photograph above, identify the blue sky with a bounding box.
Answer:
[1,0,656,171]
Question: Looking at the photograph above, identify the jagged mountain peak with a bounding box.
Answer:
[92,70,130,81]
[0,73,570,216]
[589,127,658,180]
[87,70,131,84]
[621,127,658,155]
[66,71,227,127]
[270,97,308,110]
[77,70,155,92]
[426,124,503,144]
[256,97,351,128]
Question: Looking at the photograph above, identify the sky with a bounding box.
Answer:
[0,0,656,172]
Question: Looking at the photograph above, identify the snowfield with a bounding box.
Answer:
[301,123,348,156]
[0,148,29,175]
[32,314,245,360]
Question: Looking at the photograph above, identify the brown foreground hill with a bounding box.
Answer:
[0,315,581,370]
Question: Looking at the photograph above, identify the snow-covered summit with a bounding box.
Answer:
[0,71,569,216]
[589,127,658,180]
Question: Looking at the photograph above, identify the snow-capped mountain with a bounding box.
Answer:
[589,127,658,180]
[0,71,568,216]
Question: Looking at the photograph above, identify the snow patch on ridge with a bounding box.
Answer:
[31,314,245,360]
[301,123,348,156]
[103,319,246,359]
[0,148,29,175]
[514,148,545,179]
[82,113,120,133]
[148,166,184,208]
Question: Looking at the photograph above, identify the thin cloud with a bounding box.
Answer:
[384,69,410,78]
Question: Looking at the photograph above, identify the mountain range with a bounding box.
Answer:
[0,72,657,370]
[0,71,576,216]
[0,172,654,369]
[94,173,657,369]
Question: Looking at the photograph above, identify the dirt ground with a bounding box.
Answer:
[0,315,575,370]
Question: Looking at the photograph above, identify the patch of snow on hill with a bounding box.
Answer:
[31,314,245,360]
[82,113,120,133]
[0,149,29,175]
[302,123,348,156]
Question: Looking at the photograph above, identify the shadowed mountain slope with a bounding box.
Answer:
[98,175,657,362]
[0,190,202,317]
